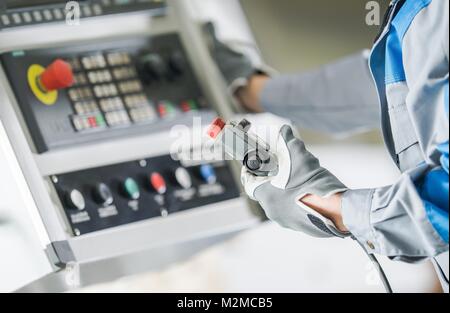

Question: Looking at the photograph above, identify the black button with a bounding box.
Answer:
[139,53,168,83]
[245,156,263,171]
[168,51,186,78]
[93,183,114,206]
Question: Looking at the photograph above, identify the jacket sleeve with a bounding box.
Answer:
[342,168,448,263]
[341,80,449,264]
[342,123,449,263]
[341,0,449,263]
[259,50,380,136]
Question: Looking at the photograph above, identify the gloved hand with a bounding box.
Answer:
[203,22,268,94]
[242,125,350,238]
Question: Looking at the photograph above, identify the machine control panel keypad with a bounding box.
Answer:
[66,52,155,133]
[2,34,209,152]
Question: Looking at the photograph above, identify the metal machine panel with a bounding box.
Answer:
[54,156,240,236]
[0,0,262,292]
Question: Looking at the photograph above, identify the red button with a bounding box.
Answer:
[150,172,167,194]
[39,59,74,92]
[88,116,97,128]
[181,101,191,112]
[207,118,226,139]
[158,103,167,118]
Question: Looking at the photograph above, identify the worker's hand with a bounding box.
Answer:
[241,125,350,238]
[203,22,270,99]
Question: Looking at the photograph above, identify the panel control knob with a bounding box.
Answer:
[123,178,140,200]
[93,183,114,206]
[200,164,217,185]
[150,172,167,194]
[39,59,74,92]
[139,53,168,82]
[175,167,193,189]
[168,51,186,78]
[66,189,86,211]
[245,155,263,172]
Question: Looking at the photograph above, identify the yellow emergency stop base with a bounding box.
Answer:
[27,64,58,106]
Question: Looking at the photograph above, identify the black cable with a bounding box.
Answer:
[355,239,393,293]
[433,257,449,285]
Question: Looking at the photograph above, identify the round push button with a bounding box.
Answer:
[39,59,74,92]
[66,189,86,211]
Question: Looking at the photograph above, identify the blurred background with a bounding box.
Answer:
[241,0,389,144]
[242,0,388,71]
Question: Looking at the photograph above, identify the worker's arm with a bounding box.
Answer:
[337,0,449,262]
[205,24,380,136]
[341,86,449,262]
[242,108,449,261]
[241,51,381,136]
[299,15,449,261]
[241,56,449,261]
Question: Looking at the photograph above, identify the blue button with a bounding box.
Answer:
[200,164,217,184]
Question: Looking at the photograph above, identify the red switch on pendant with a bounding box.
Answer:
[150,172,167,195]
[39,59,74,92]
[207,117,226,139]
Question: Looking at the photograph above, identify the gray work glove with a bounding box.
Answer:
[242,125,350,238]
[203,22,268,94]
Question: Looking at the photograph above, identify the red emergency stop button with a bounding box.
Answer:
[207,117,226,139]
[39,59,74,92]
[150,172,167,195]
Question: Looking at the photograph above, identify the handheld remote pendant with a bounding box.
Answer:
[207,118,279,177]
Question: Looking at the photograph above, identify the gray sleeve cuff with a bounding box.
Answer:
[341,189,380,253]
[342,175,449,262]
[229,65,276,95]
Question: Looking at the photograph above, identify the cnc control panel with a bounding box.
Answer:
[1,32,242,236]
[2,34,210,152]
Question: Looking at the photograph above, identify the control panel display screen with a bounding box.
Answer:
[6,0,69,9]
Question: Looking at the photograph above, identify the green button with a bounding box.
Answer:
[124,178,140,200]
[166,102,176,113]
[96,114,106,127]
[188,100,198,110]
